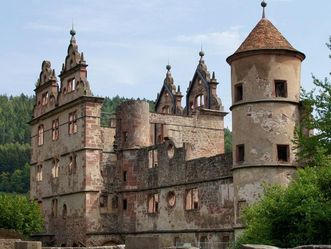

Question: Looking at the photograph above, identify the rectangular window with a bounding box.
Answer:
[148,149,158,168]
[41,92,49,106]
[277,144,289,162]
[123,171,127,182]
[275,80,287,97]
[68,111,77,134]
[67,78,76,92]
[123,199,128,210]
[51,199,58,217]
[52,159,59,178]
[52,119,59,141]
[36,165,43,181]
[123,131,128,142]
[236,144,245,162]
[235,84,243,102]
[185,188,199,210]
[99,195,108,208]
[38,125,44,145]
[147,193,159,214]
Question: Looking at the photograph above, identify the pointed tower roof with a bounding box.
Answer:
[227,1,305,64]
[235,18,296,53]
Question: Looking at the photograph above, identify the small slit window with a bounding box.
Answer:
[148,149,158,168]
[123,199,128,210]
[236,144,245,162]
[123,170,127,182]
[275,80,287,98]
[235,84,243,102]
[277,144,289,162]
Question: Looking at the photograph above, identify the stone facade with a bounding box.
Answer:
[30,6,305,249]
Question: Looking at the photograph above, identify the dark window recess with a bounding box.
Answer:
[237,144,245,162]
[235,84,243,102]
[123,171,127,182]
[275,80,287,97]
[123,199,128,210]
[123,132,128,142]
[277,145,289,162]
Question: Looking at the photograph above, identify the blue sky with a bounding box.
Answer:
[0,0,330,128]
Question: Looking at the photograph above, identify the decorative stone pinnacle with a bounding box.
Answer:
[261,0,267,18]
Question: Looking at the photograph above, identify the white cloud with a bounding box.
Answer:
[176,27,243,54]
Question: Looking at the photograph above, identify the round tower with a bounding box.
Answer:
[116,100,151,149]
[226,2,305,236]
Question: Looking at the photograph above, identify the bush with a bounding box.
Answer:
[0,193,43,236]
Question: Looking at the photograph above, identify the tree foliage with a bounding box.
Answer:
[224,128,232,153]
[236,37,331,247]
[0,95,34,144]
[0,193,43,236]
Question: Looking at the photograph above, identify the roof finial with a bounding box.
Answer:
[199,42,205,59]
[70,21,76,36]
[261,0,267,19]
[166,63,171,72]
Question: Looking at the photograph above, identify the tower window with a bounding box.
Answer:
[52,119,59,141]
[68,111,77,134]
[52,158,59,178]
[275,80,287,97]
[51,199,58,217]
[147,193,159,214]
[185,188,199,210]
[123,131,128,142]
[235,83,243,102]
[195,94,205,107]
[62,204,67,219]
[38,125,44,146]
[123,199,128,210]
[67,78,76,92]
[277,144,289,162]
[148,149,158,168]
[36,164,43,181]
[236,144,245,162]
[123,170,127,182]
[41,92,49,106]
[99,195,108,208]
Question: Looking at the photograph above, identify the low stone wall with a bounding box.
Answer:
[0,239,21,249]
[242,245,331,249]
[15,241,42,249]
[43,246,125,249]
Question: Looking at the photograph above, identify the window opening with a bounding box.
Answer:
[235,84,243,102]
[277,144,289,162]
[236,144,245,162]
[147,193,159,213]
[275,80,287,97]
[185,188,199,210]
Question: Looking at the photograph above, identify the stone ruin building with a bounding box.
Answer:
[29,2,306,248]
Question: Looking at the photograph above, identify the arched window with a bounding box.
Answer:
[195,94,204,107]
[38,125,44,145]
[52,158,59,178]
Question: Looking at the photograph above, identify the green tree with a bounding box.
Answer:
[224,127,232,153]
[295,37,331,166]
[0,193,43,236]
